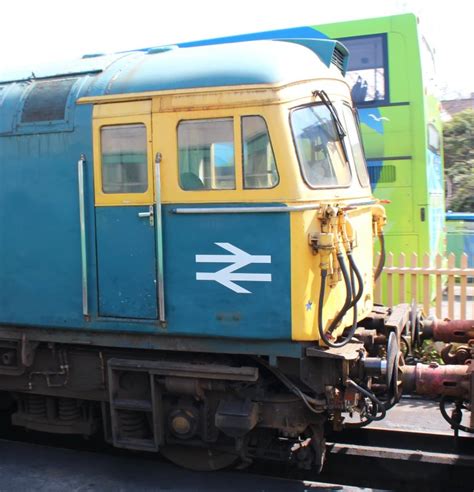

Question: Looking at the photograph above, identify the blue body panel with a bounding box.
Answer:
[95,206,157,319]
[0,104,94,328]
[0,40,319,347]
[162,205,291,339]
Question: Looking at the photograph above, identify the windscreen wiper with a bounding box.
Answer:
[312,90,350,167]
[312,90,346,139]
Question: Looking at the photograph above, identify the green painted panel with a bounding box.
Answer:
[378,187,414,234]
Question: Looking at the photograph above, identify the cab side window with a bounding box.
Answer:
[242,116,278,189]
[101,124,148,194]
[178,118,235,190]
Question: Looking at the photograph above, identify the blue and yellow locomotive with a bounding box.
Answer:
[0,39,470,470]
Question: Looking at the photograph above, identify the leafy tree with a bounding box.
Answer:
[443,109,474,212]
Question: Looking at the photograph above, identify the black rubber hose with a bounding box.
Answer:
[374,232,385,282]
[346,379,387,421]
[343,401,378,428]
[338,252,365,346]
[335,252,361,345]
[317,268,329,343]
[349,258,358,335]
[347,252,364,308]
[439,396,474,434]
[327,253,353,332]
[318,253,354,348]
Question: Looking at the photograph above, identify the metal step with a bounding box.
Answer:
[107,360,162,452]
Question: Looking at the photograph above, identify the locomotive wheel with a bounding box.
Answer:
[160,444,238,471]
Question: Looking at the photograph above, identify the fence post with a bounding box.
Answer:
[422,253,431,315]
[399,253,406,304]
[460,253,467,320]
[410,253,418,306]
[435,254,443,319]
[387,252,394,307]
[448,253,456,320]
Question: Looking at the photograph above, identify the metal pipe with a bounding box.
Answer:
[173,204,321,214]
[155,153,166,324]
[173,201,376,215]
[363,358,387,377]
[402,363,471,398]
[77,155,88,317]
[422,319,474,343]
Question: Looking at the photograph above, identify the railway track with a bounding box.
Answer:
[249,427,473,491]
[0,407,472,491]
[328,427,474,466]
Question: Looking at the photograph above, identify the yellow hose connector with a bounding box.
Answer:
[371,203,387,237]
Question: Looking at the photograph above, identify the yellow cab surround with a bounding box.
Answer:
[80,74,378,343]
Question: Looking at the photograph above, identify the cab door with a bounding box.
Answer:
[92,101,158,319]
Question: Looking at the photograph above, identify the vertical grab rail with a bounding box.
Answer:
[78,154,89,317]
[155,152,166,324]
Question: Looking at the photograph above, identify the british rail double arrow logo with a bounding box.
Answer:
[195,243,272,294]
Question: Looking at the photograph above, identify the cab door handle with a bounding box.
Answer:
[138,205,154,225]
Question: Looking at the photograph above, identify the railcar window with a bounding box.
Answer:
[100,124,148,194]
[242,116,278,189]
[178,118,235,190]
[291,105,351,188]
[341,104,371,188]
[341,35,387,105]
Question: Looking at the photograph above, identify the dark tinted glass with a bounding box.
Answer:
[21,78,77,123]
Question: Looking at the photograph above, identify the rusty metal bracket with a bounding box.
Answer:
[306,341,364,361]
[21,334,39,367]
[385,304,410,337]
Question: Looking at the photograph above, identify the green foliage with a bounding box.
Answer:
[443,110,474,212]
[414,340,443,364]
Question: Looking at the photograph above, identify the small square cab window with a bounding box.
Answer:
[101,124,148,194]
[178,118,235,190]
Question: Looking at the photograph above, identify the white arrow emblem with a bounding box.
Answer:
[196,242,272,294]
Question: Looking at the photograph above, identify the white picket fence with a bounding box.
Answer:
[374,252,474,320]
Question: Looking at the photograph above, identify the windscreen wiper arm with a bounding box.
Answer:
[313,89,349,164]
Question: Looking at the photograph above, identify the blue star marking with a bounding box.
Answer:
[305,300,313,311]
